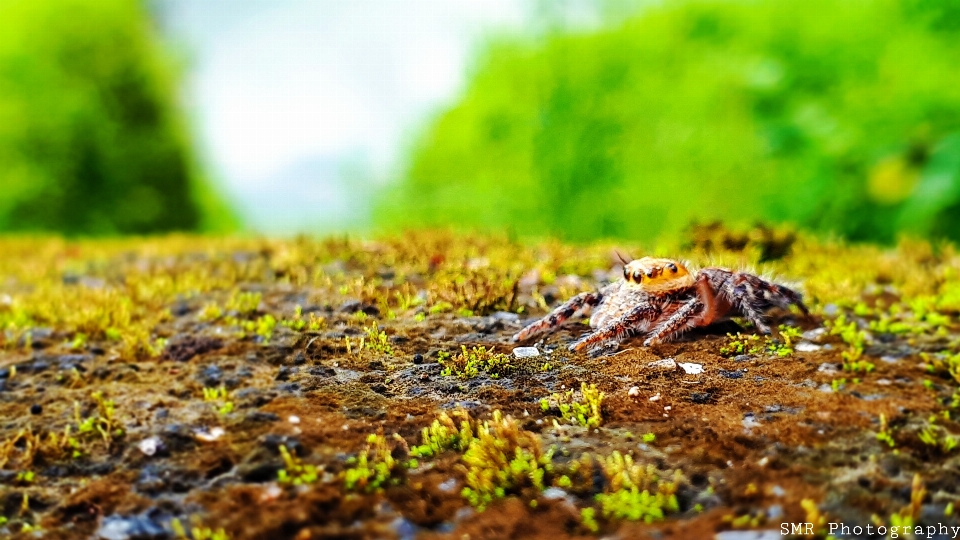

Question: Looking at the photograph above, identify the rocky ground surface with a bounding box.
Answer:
[1,231,959,539]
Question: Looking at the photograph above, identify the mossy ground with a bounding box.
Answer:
[1,229,959,539]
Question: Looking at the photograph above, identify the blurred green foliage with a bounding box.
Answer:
[0,0,236,235]
[379,0,960,244]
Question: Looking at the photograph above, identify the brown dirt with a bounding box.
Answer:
[1,238,959,540]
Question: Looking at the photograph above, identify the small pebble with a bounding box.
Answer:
[438,478,458,492]
[649,392,661,402]
[261,484,283,502]
[795,342,822,352]
[647,358,677,371]
[541,487,570,500]
[288,415,300,424]
[30,404,42,415]
[194,427,225,442]
[137,436,162,456]
[412,353,424,364]
[628,386,640,398]
[512,346,540,358]
[678,362,703,375]
[801,327,827,341]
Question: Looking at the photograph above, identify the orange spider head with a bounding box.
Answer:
[622,257,694,294]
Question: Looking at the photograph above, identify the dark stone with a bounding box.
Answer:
[162,336,223,362]
[239,461,281,483]
[171,302,191,316]
[690,392,714,404]
[368,360,385,371]
[412,354,424,365]
[275,366,295,381]
[135,466,169,495]
[30,404,42,415]
[55,354,92,370]
[719,369,744,379]
[276,382,300,394]
[88,462,115,476]
[308,366,335,377]
[879,455,901,477]
[245,411,280,424]
[160,424,196,453]
[20,360,50,373]
[370,384,391,395]
[292,351,306,365]
[97,513,167,540]
[200,364,223,386]
[260,434,304,456]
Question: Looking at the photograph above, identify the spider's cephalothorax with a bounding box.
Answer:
[512,257,808,357]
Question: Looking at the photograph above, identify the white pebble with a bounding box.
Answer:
[649,392,661,402]
[288,415,300,424]
[137,436,162,456]
[194,427,225,442]
[512,346,541,358]
[795,342,822,353]
[646,358,677,371]
[678,362,703,375]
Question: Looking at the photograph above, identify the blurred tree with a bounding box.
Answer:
[378,0,960,244]
[0,0,237,235]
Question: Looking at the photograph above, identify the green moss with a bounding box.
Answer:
[363,323,393,356]
[74,391,124,448]
[541,382,604,428]
[460,410,554,510]
[202,386,234,416]
[570,451,684,529]
[277,444,319,486]
[580,507,599,533]
[439,345,512,379]
[876,413,897,449]
[343,432,404,493]
[410,410,474,458]
[917,415,958,453]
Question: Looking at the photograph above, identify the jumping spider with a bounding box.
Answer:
[513,257,808,357]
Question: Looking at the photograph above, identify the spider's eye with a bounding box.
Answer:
[633,271,643,282]
[667,263,677,273]
[644,270,654,279]
[623,268,630,280]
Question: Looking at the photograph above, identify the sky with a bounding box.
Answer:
[153,0,553,233]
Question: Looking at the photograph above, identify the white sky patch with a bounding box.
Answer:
[153,0,607,232]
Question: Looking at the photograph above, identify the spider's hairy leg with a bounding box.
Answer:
[569,303,661,356]
[642,293,709,347]
[767,281,809,314]
[730,274,774,334]
[513,290,604,342]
